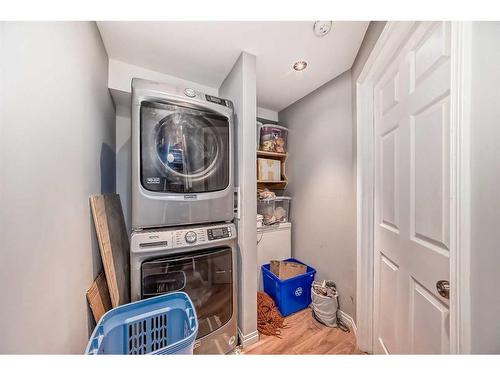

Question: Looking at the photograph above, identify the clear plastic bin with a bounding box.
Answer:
[257,197,291,225]
[259,124,288,154]
[256,121,263,150]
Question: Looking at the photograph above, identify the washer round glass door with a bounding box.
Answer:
[140,101,230,193]
[155,112,220,181]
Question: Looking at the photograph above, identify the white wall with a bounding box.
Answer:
[219,52,258,347]
[469,21,500,354]
[278,70,356,318]
[109,59,218,114]
[0,22,115,353]
[257,107,278,122]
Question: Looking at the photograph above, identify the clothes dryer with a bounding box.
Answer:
[130,223,238,354]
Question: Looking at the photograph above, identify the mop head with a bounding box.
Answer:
[257,291,286,337]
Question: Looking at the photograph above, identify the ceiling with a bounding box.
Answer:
[97,21,369,112]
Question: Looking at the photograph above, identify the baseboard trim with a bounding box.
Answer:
[339,310,357,338]
[238,327,259,348]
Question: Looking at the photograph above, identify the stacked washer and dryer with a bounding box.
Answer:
[129,79,238,354]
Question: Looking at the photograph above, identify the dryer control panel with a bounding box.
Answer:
[131,223,236,253]
[207,226,232,240]
[173,227,208,247]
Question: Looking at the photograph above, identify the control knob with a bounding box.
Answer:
[185,231,197,244]
[184,88,196,98]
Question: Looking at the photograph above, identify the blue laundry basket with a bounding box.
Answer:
[85,292,198,355]
[262,258,316,317]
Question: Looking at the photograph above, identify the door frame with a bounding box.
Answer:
[355,21,472,354]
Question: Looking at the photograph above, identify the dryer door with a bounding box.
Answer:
[141,247,233,340]
[140,100,230,193]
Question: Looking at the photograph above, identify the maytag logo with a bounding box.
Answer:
[184,194,197,200]
[146,177,160,184]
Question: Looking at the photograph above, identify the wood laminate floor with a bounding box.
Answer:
[243,308,365,355]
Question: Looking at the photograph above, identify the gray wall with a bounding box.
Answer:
[351,22,387,87]
[116,114,132,232]
[351,22,386,178]
[279,70,356,317]
[350,21,386,320]
[0,22,115,353]
[469,21,500,354]
[219,52,258,346]
[277,23,386,321]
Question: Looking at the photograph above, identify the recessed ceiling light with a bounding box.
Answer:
[293,61,308,71]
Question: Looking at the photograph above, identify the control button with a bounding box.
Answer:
[185,231,197,244]
[184,88,196,98]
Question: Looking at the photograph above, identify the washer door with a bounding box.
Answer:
[140,101,230,193]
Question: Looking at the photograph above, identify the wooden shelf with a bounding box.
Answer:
[257,180,288,190]
[256,149,288,191]
[257,150,288,160]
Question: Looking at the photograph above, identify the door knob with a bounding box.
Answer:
[436,280,450,299]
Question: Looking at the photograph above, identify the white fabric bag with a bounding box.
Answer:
[311,281,339,327]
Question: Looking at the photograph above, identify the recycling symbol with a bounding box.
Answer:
[295,287,303,297]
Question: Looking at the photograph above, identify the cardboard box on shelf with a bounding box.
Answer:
[269,260,307,280]
[257,158,281,181]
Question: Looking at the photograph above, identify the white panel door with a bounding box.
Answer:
[373,22,451,354]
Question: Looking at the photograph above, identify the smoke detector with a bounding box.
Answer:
[313,21,333,37]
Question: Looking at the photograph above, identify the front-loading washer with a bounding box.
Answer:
[131,78,234,229]
[130,222,238,354]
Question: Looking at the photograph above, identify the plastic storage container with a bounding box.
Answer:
[85,292,198,355]
[262,258,316,316]
[256,121,263,150]
[259,124,288,154]
[257,197,291,225]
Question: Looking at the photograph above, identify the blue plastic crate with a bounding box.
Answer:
[85,292,198,355]
[262,258,316,317]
